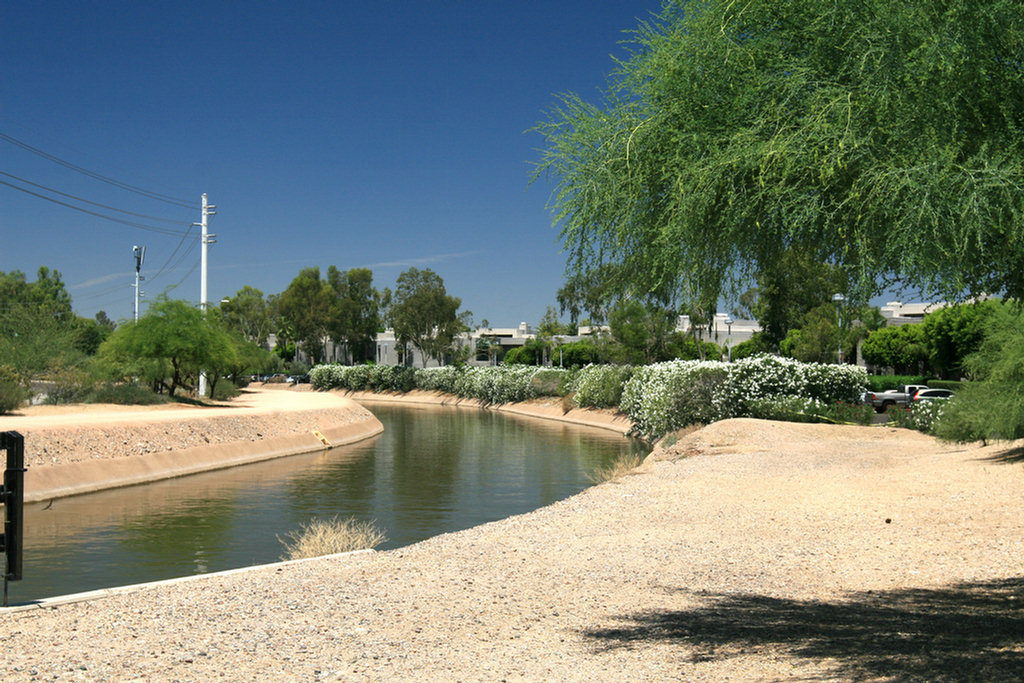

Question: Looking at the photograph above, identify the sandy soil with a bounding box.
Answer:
[2,398,1022,682]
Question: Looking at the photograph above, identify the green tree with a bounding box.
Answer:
[746,249,848,348]
[935,305,1024,443]
[70,315,113,356]
[535,0,1024,313]
[861,323,929,374]
[921,300,1001,379]
[94,310,115,329]
[608,299,679,365]
[204,323,274,396]
[277,268,335,364]
[0,268,82,382]
[97,297,236,397]
[388,268,467,367]
[326,266,381,364]
[221,285,274,346]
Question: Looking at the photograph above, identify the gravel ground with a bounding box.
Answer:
[3,416,1022,682]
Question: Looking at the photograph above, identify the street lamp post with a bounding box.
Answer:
[832,293,846,364]
[725,317,734,362]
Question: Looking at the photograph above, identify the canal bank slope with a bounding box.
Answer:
[0,386,382,501]
[3,415,1022,682]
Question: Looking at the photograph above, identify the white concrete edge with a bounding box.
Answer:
[1,549,375,614]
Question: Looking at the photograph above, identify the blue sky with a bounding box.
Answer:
[1,1,666,327]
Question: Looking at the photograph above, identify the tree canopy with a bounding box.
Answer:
[326,266,382,364]
[98,297,236,397]
[535,0,1024,314]
[388,268,468,367]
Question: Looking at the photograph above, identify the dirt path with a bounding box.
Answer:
[3,415,1021,682]
[0,384,346,430]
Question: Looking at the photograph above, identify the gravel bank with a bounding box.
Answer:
[3,417,1022,682]
[12,406,374,468]
[0,387,380,500]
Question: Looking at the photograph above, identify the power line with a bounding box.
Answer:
[149,236,198,285]
[0,131,195,208]
[0,171,191,226]
[170,257,201,289]
[0,178,196,237]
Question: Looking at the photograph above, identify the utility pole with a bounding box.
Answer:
[197,193,216,398]
[132,245,146,322]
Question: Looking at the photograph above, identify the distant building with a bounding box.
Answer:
[677,313,760,347]
[878,301,950,327]
[375,322,543,368]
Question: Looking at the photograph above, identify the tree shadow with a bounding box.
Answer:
[585,578,1024,682]
[985,445,1024,464]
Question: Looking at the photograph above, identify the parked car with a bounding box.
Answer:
[912,388,954,403]
[864,384,930,413]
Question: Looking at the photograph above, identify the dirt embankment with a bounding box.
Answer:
[0,386,382,501]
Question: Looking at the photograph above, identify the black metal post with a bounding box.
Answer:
[1,431,26,606]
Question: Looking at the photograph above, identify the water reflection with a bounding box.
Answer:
[11,403,646,604]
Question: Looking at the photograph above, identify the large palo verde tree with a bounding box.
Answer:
[535,0,1024,314]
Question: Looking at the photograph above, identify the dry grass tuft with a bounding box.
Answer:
[279,515,387,560]
[588,452,645,484]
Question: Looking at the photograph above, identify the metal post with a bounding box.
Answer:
[725,317,733,362]
[832,293,846,364]
[2,431,26,606]
[132,245,145,322]
[198,194,216,397]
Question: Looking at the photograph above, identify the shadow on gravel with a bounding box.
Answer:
[987,445,1024,464]
[584,577,1024,682]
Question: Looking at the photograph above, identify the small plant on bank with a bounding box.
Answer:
[279,516,387,561]
[0,365,28,414]
[211,380,241,401]
[587,452,646,484]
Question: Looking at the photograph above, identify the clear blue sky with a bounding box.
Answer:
[1,1,668,327]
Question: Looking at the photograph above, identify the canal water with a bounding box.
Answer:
[9,403,647,604]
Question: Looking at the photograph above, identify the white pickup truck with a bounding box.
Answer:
[863,384,929,413]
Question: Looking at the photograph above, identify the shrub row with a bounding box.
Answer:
[311,355,868,438]
[309,364,567,405]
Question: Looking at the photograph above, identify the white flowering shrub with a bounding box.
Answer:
[620,360,731,436]
[369,364,417,392]
[414,366,462,394]
[889,400,945,434]
[747,395,827,423]
[310,363,347,390]
[621,355,868,437]
[473,366,540,404]
[716,355,866,417]
[571,364,634,408]
[414,365,558,404]
[310,363,416,392]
